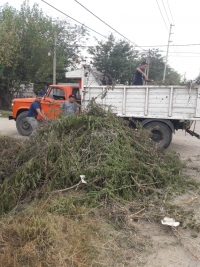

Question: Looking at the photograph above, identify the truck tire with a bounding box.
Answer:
[143,121,172,149]
[16,111,32,136]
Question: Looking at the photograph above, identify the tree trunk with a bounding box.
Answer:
[0,90,13,109]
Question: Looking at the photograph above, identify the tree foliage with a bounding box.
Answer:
[0,1,87,108]
[138,49,181,85]
[0,6,21,68]
[89,37,181,85]
[88,34,139,85]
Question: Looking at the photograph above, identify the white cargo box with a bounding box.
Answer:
[82,85,200,120]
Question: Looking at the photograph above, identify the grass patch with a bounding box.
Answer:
[0,110,12,118]
[0,196,153,267]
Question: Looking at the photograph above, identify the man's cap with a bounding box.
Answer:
[69,94,76,98]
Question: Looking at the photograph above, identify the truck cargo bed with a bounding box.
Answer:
[82,85,200,120]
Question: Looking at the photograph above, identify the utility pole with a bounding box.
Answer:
[163,24,174,83]
[146,49,150,79]
[145,49,151,85]
[53,32,57,85]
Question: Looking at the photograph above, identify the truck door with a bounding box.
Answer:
[41,87,66,118]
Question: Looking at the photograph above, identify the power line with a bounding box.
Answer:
[41,0,107,39]
[164,1,182,57]
[137,43,200,47]
[166,0,175,25]
[172,43,178,57]
[166,51,200,54]
[160,51,200,55]
[167,55,200,57]
[66,45,200,54]
[156,1,180,61]
[163,1,181,57]
[161,0,171,25]
[61,43,200,52]
[41,0,147,52]
[74,0,146,51]
[155,0,168,31]
[161,1,178,57]
[172,39,182,57]
[64,45,200,54]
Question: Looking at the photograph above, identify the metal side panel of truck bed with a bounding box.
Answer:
[82,85,200,120]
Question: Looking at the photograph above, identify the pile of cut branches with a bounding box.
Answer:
[0,137,24,183]
[0,104,184,213]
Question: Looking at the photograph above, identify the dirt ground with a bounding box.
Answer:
[0,118,200,267]
[0,117,27,139]
[145,122,200,267]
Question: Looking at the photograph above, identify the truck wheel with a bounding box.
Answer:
[143,121,172,149]
[16,111,32,136]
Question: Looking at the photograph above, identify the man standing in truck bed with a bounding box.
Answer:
[26,93,47,135]
[133,62,154,85]
[60,94,79,116]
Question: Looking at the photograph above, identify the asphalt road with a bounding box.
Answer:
[0,117,200,160]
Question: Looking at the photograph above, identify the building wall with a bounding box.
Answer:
[14,83,35,98]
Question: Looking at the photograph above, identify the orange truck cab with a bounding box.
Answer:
[9,84,81,136]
